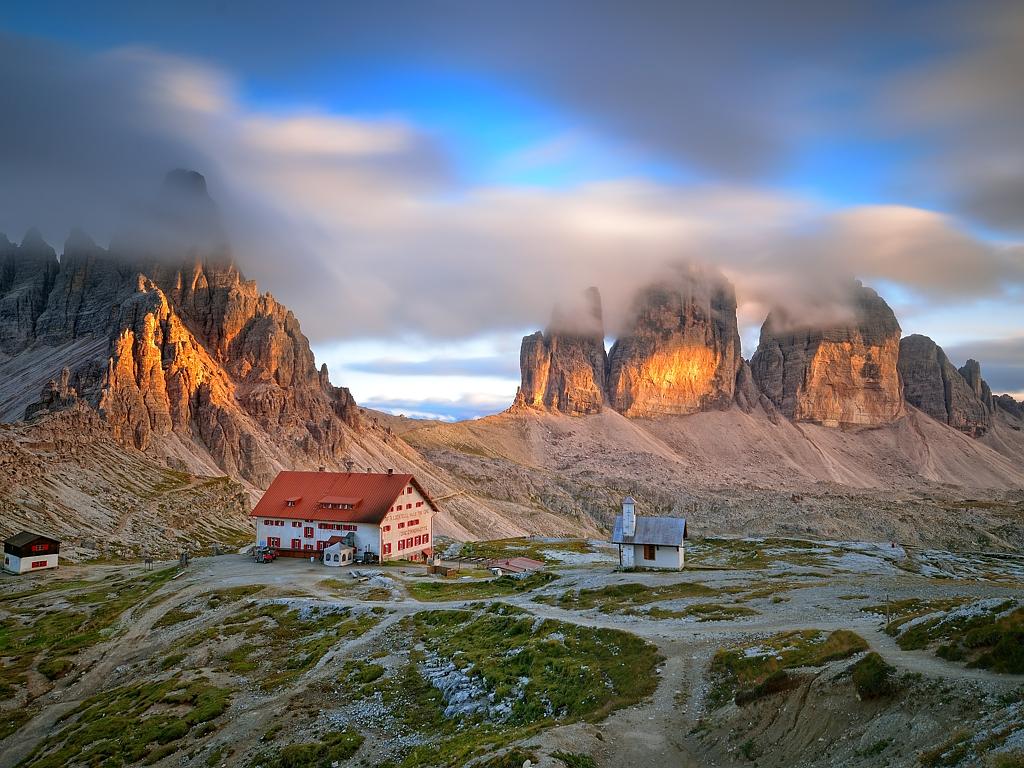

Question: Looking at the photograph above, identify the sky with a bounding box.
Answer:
[1,1,1022,419]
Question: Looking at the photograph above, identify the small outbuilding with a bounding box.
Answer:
[3,531,60,574]
[610,497,686,570]
[322,537,356,567]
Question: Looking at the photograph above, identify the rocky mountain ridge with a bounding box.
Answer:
[516,273,1022,444]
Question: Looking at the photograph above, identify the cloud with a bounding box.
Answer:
[1,34,1022,358]
[346,357,519,379]
[881,3,1024,232]
[360,394,510,422]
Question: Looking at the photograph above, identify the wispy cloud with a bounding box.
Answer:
[346,356,519,379]
[360,394,510,422]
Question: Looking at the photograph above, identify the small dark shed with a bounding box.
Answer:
[3,531,60,574]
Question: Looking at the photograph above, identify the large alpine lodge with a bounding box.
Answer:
[251,469,437,562]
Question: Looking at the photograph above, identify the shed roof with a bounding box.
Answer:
[610,515,686,546]
[251,471,437,524]
[5,531,59,547]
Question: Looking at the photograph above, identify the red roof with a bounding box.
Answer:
[320,496,362,506]
[251,471,437,524]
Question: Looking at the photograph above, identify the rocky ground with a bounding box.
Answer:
[1,536,1022,768]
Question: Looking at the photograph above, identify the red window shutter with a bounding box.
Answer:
[291,538,301,549]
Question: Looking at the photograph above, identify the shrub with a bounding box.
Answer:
[851,652,896,699]
[552,752,597,768]
[734,670,799,705]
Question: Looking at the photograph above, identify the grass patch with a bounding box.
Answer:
[19,676,231,768]
[458,538,592,564]
[153,607,200,628]
[646,603,757,622]
[189,602,381,691]
[878,599,1024,673]
[407,571,556,602]
[708,629,869,708]
[552,752,597,768]
[475,749,540,768]
[850,652,896,699]
[919,729,973,767]
[259,729,363,768]
[0,566,179,700]
[37,655,73,681]
[339,660,385,700]
[377,604,661,767]
[545,580,717,613]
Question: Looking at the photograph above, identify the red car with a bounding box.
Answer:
[254,546,278,563]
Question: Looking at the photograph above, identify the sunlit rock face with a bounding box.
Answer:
[899,335,991,437]
[751,281,904,427]
[606,266,742,418]
[0,171,360,487]
[518,287,608,415]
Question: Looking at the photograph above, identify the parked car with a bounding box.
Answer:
[253,546,278,563]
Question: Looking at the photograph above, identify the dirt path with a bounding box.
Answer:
[5,554,1022,768]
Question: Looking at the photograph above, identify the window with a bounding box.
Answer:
[424,533,430,544]
[409,518,419,526]
[267,537,281,547]
[341,524,357,531]
[31,560,48,568]
[263,519,272,525]
[643,544,656,561]
[398,539,405,551]
[292,521,301,528]
[398,522,405,529]
[31,543,49,552]
[286,500,295,507]
[317,541,326,550]
[291,538,301,549]
[414,535,421,546]
[382,525,391,532]
[406,503,412,510]
[383,543,392,555]
[416,501,423,508]
[406,486,412,494]
[304,527,314,538]
[304,544,314,551]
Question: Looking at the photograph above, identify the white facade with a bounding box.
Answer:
[322,542,355,567]
[611,496,686,571]
[255,481,434,561]
[379,482,433,561]
[3,552,59,574]
[256,518,381,556]
[626,543,684,570]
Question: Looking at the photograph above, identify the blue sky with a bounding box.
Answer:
[1,2,1022,418]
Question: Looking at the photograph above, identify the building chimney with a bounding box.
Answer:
[318,465,325,472]
[622,496,636,537]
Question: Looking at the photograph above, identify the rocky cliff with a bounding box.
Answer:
[750,281,904,427]
[516,287,608,415]
[606,265,742,417]
[898,334,991,436]
[0,172,361,488]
